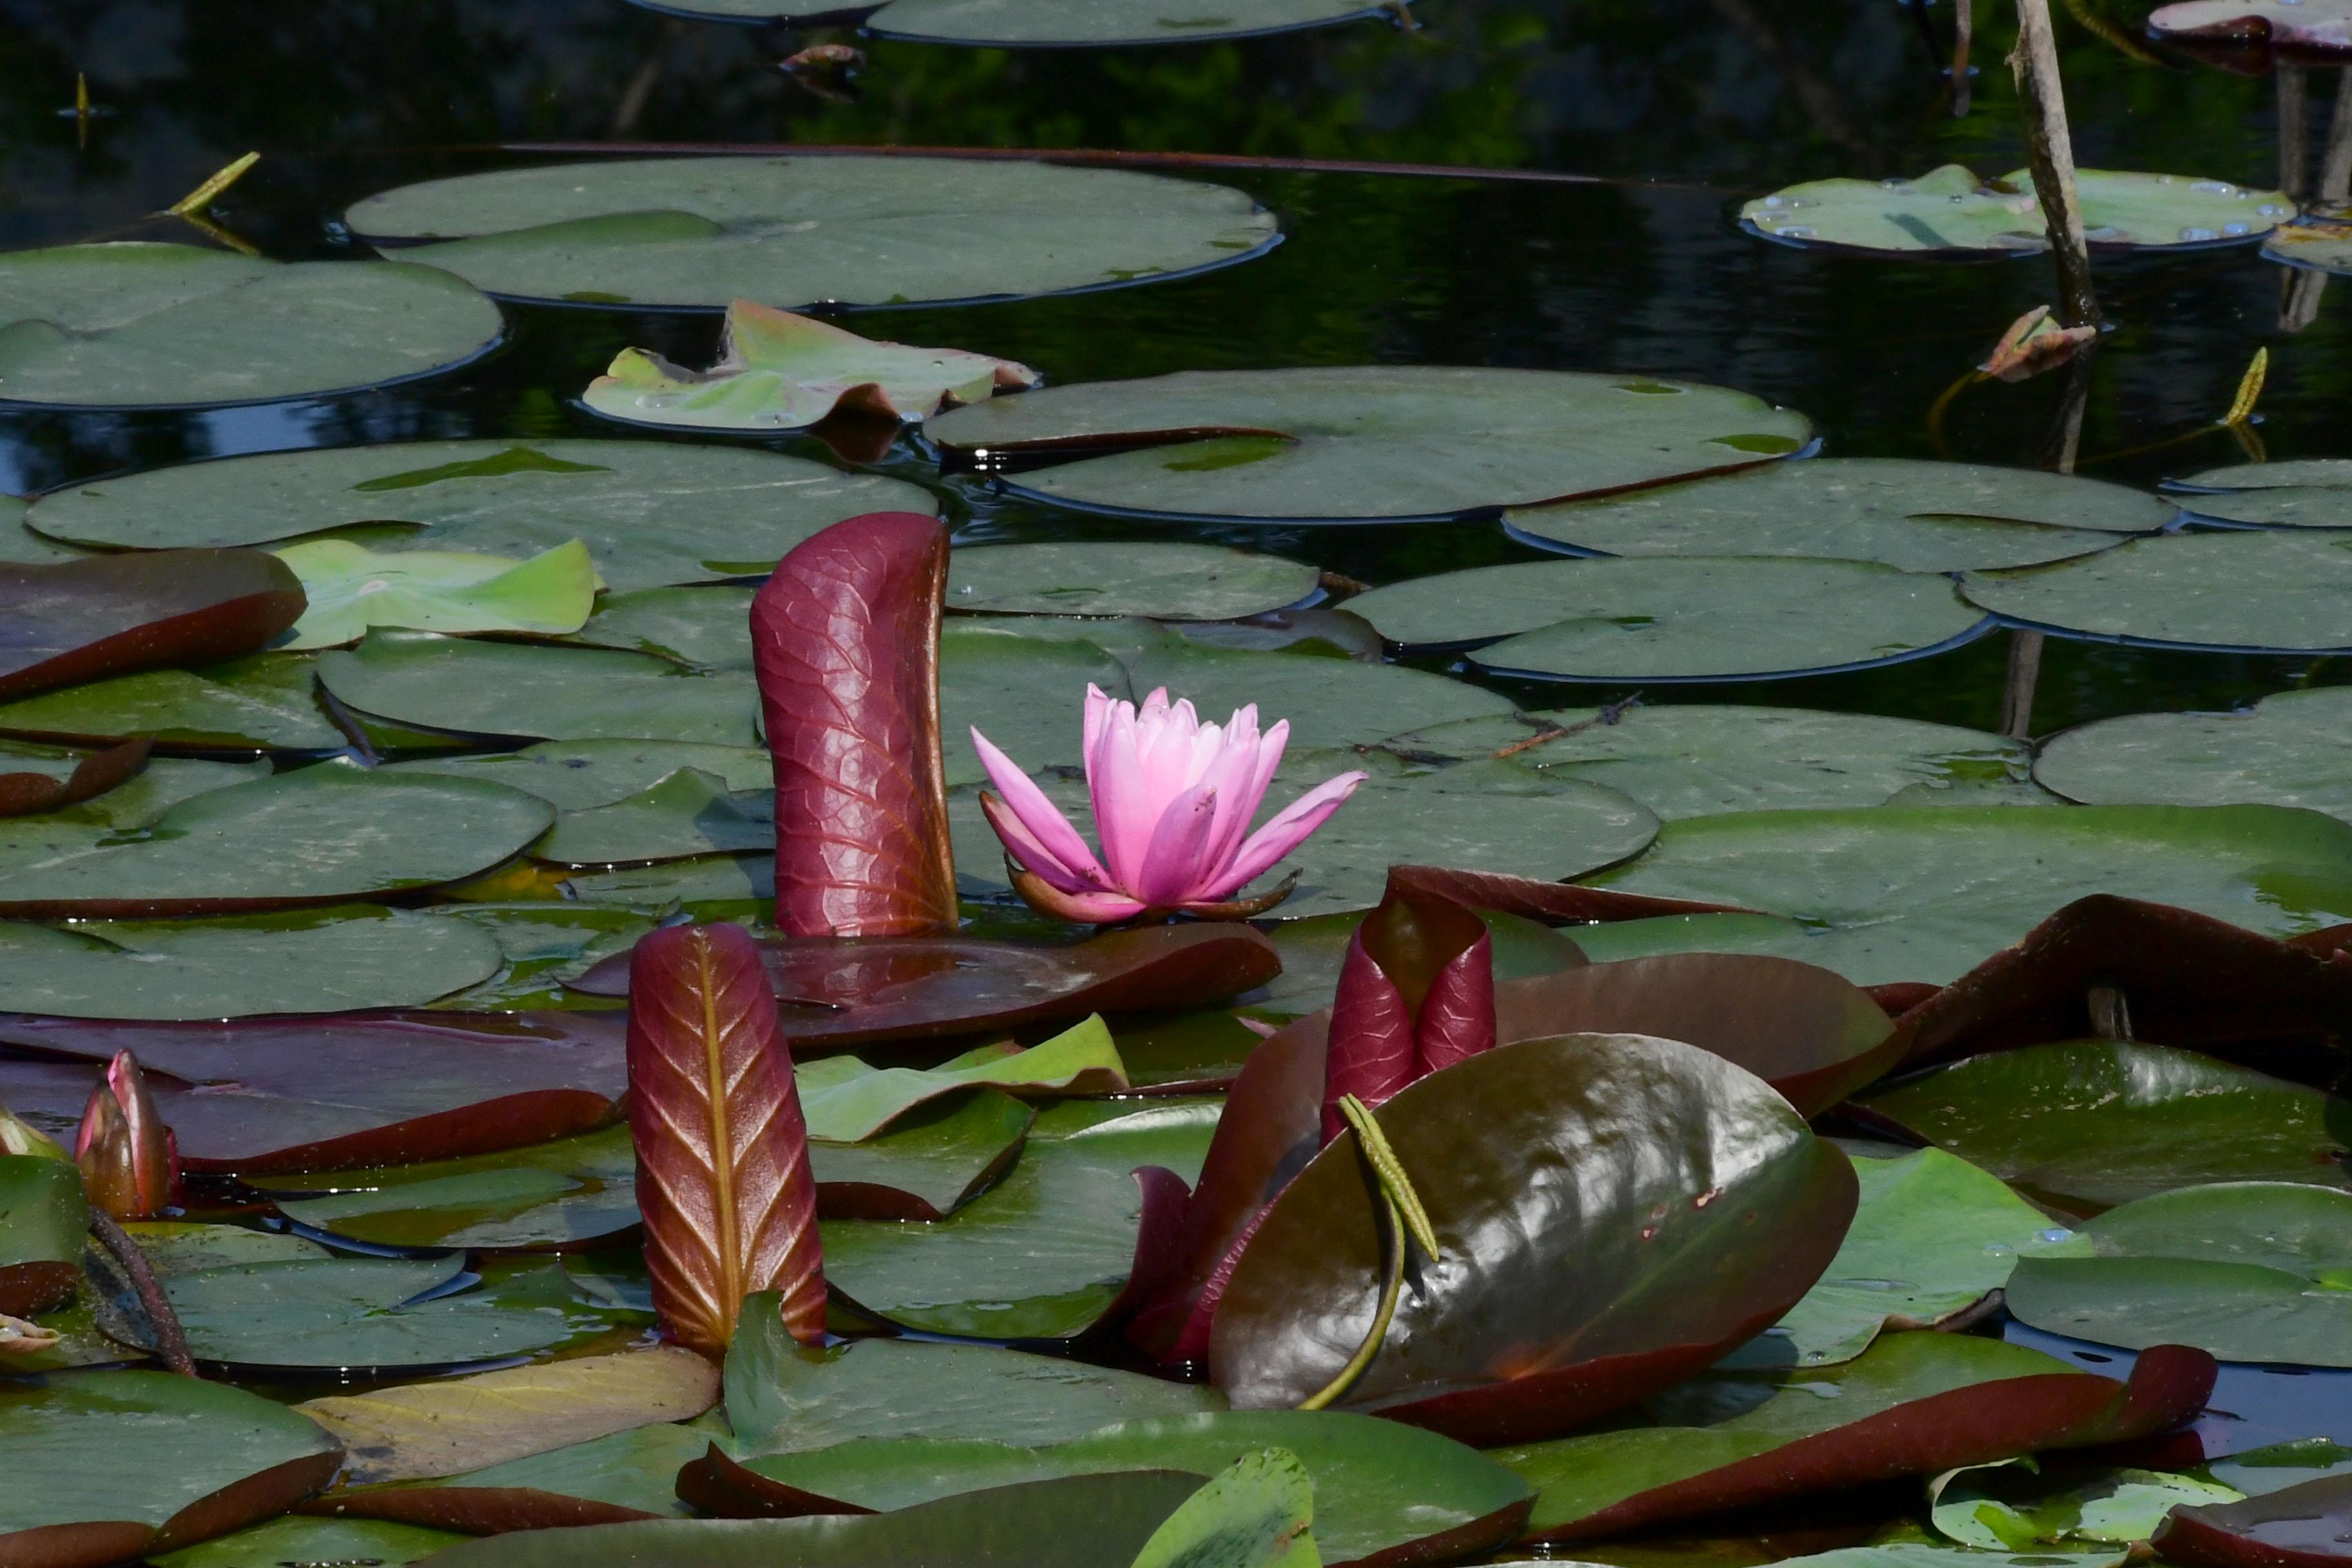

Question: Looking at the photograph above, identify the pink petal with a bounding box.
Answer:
[1202,714,1286,874]
[970,727,1110,888]
[980,792,1099,895]
[1090,699,1156,891]
[1205,769,1367,899]
[1083,684,1117,762]
[1134,779,1224,907]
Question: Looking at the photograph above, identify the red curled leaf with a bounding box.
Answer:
[2153,1473,2352,1568]
[1321,881,1494,1142]
[751,511,957,939]
[0,550,306,703]
[626,922,825,1358]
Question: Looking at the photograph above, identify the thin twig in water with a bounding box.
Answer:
[88,1210,196,1377]
[1489,692,1643,759]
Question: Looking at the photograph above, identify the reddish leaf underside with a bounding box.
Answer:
[2152,1473,2352,1568]
[627,923,825,1358]
[750,511,957,939]
[0,550,306,703]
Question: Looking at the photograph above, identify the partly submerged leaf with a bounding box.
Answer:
[627,923,825,1358]
[587,300,1037,431]
[0,549,304,703]
[0,651,342,752]
[2035,688,2352,823]
[1962,533,2352,652]
[273,538,599,649]
[1743,165,2293,254]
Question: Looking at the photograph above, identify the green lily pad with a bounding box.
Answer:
[1858,1041,2352,1213]
[941,621,1133,785]
[390,738,772,810]
[2034,688,2352,821]
[0,651,342,752]
[1349,556,1987,680]
[724,1305,1226,1454]
[273,538,600,649]
[1507,458,2166,572]
[723,1410,1528,1565]
[808,1090,1040,1220]
[427,903,652,1010]
[1962,533,2352,652]
[263,1128,642,1251]
[144,1254,614,1371]
[1127,1449,1316,1568]
[0,1154,85,1318]
[799,1017,1129,1141]
[319,632,756,745]
[1,496,87,564]
[0,905,505,1019]
[1123,638,1519,747]
[1930,1465,2243,1551]
[1386,704,2026,819]
[1732,1147,2092,1371]
[532,768,772,866]
[326,1421,710,1527]
[0,1369,342,1562]
[2005,1182,2352,1365]
[946,543,1319,620]
[0,745,264,827]
[26,440,934,593]
[0,242,502,409]
[0,757,553,918]
[2167,460,2352,529]
[347,156,1277,309]
[585,300,1037,431]
[926,367,1812,522]
[951,750,1658,920]
[150,1515,467,1568]
[1589,803,2352,986]
[565,587,756,670]
[821,1100,1220,1339]
[1743,165,2294,253]
[562,852,770,912]
[647,0,1381,46]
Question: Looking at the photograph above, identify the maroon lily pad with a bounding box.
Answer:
[0,738,150,818]
[2154,1473,2352,1568]
[570,925,1282,1051]
[1886,895,2352,1082]
[0,550,305,703]
[0,1011,625,1174]
[1208,1032,1859,1445]
[1384,863,1752,925]
[1491,954,1901,1117]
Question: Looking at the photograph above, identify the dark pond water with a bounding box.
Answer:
[5,0,2348,730]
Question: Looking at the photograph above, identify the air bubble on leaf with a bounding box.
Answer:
[2037,1228,2074,1243]
[2226,222,2249,236]
[2260,203,2293,217]
[2193,180,2235,194]
[2180,226,2218,242]
[1984,1241,2015,1257]
[1781,226,1816,239]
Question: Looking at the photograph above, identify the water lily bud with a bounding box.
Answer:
[73,1051,177,1220]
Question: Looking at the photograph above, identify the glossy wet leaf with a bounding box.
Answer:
[273,538,598,649]
[1589,804,2352,986]
[1743,165,2293,253]
[1734,1148,2092,1370]
[656,0,1381,46]
[0,906,506,1020]
[1494,1332,2217,1544]
[587,300,1037,431]
[1351,556,1985,680]
[0,651,342,752]
[948,542,1319,620]
[2005,1182,2352,1365]
[1386,704,2027,819]
[28,439,932,593]
[1930,1465,2242,1550]
[1963,533,2352,652]
[0,1153,85,1317]
[0,1369,343,1567]
[0,548,305,707]
[2153,1473,2352,1568]
[2034,689,2352,822]
[724,1306,1226,1455]
[721,1411,1526,1567]
[1859,1041,2352,1211]
[798,1017,1128,1141]
[150,1514,466,1568]
[1507,458,2165,572]
[413,1471,1217,1568]
[320,631,756,745]
[821,1100,1219,1338]
[928,367,1810,522]
[0,1006,624,1172]
[295,1348,719,1484]
[0,757,552,918]
[348,156,1277,309]
[0,242,502,408]
[1212,1034,1859,1443]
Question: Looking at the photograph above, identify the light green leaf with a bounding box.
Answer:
[273,538,600,649]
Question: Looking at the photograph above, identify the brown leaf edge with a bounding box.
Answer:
[750,511,957,939]
[627,922,825,1360]
[0,1446,342,1568]
[297,1488,662,1535]
[1384,864,1754,925]
[0,550,306,704]
[1524,1343,2219,1544]
[0,738,150,819]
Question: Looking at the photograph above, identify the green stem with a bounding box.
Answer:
[1297,1191,1407,1411]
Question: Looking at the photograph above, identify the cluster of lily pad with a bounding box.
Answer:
[3,145,2352,1568]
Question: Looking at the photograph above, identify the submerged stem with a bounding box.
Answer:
[88,1210,196,1377]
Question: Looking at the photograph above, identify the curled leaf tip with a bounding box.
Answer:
[752,511,959,939]
[627,921,826,1358]
[1320,877,1494,1142]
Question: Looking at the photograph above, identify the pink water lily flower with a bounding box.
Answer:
[974,685,1367,923]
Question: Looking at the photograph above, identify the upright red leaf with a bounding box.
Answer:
[751,512,957,939]
[626,923,825,1358]
[1320,879,1495,1142]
